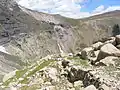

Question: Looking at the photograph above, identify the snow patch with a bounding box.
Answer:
[0,46,10,54]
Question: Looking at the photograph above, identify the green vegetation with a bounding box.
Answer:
[64,17,80,26]
[16,69,28,79]
[2,60,55,86]
[112,24,120,36]
[2,77,14,86]
[67,56,90,68]
[18,60,55,84]
[19,84,39,90]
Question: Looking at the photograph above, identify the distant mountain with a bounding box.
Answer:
[85,10,120,20]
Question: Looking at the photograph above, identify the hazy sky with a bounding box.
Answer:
[18,0,120,18]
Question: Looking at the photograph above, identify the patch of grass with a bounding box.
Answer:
[64,17,80,26]
[27,60,55,77]
[18,60,55,84]
[19,84,39,90]
[16,69,28,79]
[67,56,90,68]
[2,77,15,86]
[19,77,29,84]
[2,60,55,86]
[2,69,28,86]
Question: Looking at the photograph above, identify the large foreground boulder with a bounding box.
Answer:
[97,43,120,61]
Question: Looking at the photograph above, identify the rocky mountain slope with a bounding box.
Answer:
[1,34,120,90]
[0,0,120,89]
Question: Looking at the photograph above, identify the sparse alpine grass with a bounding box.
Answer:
[1,59,55,87]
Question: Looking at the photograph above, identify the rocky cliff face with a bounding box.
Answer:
[0,0,120,87]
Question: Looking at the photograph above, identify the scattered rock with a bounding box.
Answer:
[81,47,95,60]
[46,68,58,82]
[76,52,81,57]
[97,43,120,61]
[66,66,88,83]
[100,84,112,90]
[116,44,120,49]
[18,78,24,81]
[62,60,70,68]
[44,82,52,85]
[90,50,100,62]
[66,81,74,88]
[116,84,120,90]
[74,81,83,90]
[85,85,97,90]
[94,50,100,58]
[56,58,64,61]
[92,42,103,50]
[105,37,116,45]
[74,80,83,87]
[69,88,75,90]
[41,86,56,90]
[68,53,73,56]
[116,35,120,45]
[99,56,119,66]
[65,66,101,88]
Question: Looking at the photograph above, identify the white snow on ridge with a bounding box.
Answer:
[0,46,10,54]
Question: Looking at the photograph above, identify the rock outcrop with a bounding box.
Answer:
[79,35,120,66]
